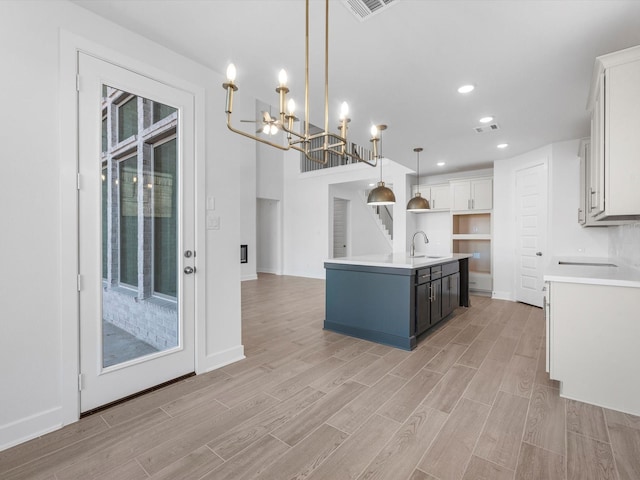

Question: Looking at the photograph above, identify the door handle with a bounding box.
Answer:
[184,266,196,274]
[536,252,543,256]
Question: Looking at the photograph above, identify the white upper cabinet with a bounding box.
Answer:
[450,177,493,211]
[430,184,451,210]
[410,183,450,211]
[587,44,640,221]
[578,138,624,226]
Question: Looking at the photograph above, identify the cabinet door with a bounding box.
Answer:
[442,274,452,318]
[450,272,460,311]
[578,140,588,224]
[451,181,471,210]
[412,185,431,202]
[471,178,493,210]
[606,60,640,216]
[589,74,605,217]
[430,279,442,326]
[430,184,450,210]
[416,282,430,335]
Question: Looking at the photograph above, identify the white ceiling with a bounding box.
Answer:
[72,0,640,174]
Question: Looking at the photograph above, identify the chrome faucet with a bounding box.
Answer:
[410,231,429,257]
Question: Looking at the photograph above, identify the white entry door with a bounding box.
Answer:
[77,53,196,412]
[515,163,547,307]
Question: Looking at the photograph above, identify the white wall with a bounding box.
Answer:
[609,222,640,268]
[0,0,245,450]
[257,198,282,274]
[548,140,609,257]
[282,154,412,278]
[493,140,609,301]
[330,184,393,256]
[240,142,257,281]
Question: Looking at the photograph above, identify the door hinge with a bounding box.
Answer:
[78,373,84,391]
[76,74,81,92]
[77,173,81,190]
[77,274,82,291]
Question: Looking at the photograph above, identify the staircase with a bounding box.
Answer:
[363,190,393,248]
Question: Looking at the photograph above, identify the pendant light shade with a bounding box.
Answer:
[368,181,396,205]
[407,147,431,212]
[367,124,396,205]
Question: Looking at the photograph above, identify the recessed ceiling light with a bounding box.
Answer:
[457,84,475,94]
[497,143,509,149]
[479,116,493,123]
[437,162,445,166]
[368,183,376,187]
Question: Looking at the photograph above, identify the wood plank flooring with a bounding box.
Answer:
[2,273,640,480]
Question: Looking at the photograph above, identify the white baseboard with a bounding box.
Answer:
[257,268,281,275]
[0,406,63,452]
[491,291,515,301]
[199,345,245,374]
[241,274,258,281]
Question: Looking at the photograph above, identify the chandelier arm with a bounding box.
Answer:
[342,150,377,167]
[324,0,329,139]
[304,0,310,141]
[225,114,292,152]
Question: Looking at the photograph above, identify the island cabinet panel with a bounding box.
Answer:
[324,256,470,350]
[325,267,416,350]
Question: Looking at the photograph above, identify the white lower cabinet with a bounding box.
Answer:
[547,281,640,415]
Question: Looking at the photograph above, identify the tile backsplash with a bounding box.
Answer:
[609,222,640,268]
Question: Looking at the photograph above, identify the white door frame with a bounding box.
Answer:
[59,31,206,425]
[514,162,548,307]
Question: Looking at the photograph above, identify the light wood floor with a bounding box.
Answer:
[2,273,640,480]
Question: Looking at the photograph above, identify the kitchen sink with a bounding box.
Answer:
[427,255,447,258]
[558,261,617,267]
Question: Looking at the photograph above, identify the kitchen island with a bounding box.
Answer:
[324,253,472,350]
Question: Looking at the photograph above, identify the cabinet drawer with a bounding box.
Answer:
[430,266,443,279]
[442,261,459,276]
[416,268,431,284]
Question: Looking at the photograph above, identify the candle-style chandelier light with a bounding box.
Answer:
[222,0,381,166]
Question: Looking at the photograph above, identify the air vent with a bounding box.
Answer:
[474,123,500,133]
[341,0,399,21]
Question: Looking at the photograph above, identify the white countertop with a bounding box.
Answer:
[324,252,472,269]
[544,256,640,288]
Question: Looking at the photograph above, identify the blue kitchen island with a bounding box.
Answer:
[324,253,471,350]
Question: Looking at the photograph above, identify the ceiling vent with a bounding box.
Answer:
[341,0,399,21]
[474,123,500,133]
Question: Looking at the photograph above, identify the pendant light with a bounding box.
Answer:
[367,125,396,205]
[407,147,431,212]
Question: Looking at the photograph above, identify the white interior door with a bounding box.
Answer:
[333,198,349,258]
[515,163,547,307]
[78,53,196,412]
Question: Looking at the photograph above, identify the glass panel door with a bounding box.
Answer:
[78,52,195,413]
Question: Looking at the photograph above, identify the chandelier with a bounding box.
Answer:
[222,0,380,166]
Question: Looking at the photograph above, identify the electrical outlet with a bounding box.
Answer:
[473,252,480,259]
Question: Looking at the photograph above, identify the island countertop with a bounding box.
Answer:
[324,252,473,270]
